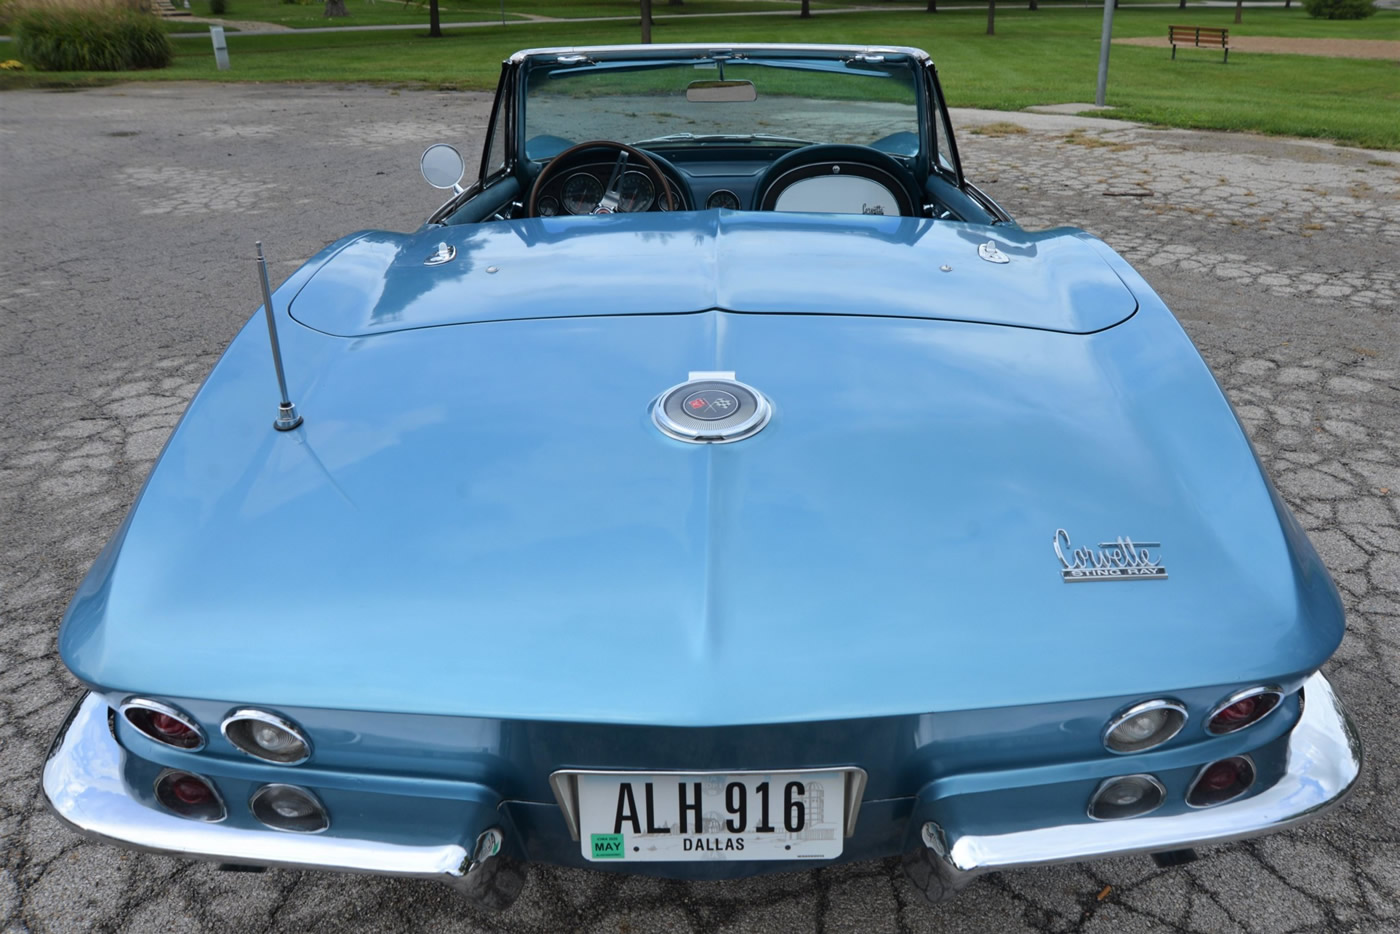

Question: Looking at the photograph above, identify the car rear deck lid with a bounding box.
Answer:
[289,213,1137,337]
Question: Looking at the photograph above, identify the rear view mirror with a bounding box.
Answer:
[685,80,757,103]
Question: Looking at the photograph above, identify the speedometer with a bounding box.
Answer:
[562,173,603,215]
[616,171,655,213]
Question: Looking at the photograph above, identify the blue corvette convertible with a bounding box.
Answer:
[43,44,1361,909]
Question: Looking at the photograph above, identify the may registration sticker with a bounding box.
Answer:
[575,770,847,862]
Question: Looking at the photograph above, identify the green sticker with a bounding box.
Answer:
[590,833,625,859]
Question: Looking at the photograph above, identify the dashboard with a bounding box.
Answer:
[529,155,774,216]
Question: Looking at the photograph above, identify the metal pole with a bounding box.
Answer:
[1095,0,1115,106]
[256,242,303,431]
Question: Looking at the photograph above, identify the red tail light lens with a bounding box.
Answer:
[151,713,193,739]
[171,776,214,805]
[1207,687,1282,735]
[120,699,206,750]
[1187,757,1256,808]
[154,770,226,822]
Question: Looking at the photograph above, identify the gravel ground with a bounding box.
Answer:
[1,83,1397,934]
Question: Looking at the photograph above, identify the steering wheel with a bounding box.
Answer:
[526,140,678,218]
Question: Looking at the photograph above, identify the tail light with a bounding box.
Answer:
[222,709,312,764]
[250,784,329,833]
[1103,699,1188,753]
[154,770,226,822]
[120,699,206,751]
[1088,774,1166,820]
[1187,757,1256,808]
[1207,687,1282,735]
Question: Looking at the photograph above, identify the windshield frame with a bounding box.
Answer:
[511,44,941,172]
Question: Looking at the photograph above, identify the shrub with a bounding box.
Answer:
[15,3,171,71]
[208,0,224,12]
[1302,0,1376,18]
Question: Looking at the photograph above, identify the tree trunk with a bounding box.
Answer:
[926,0,936,10]
[1029,0,1037,10]
[986,0,995,35]
[428,0,441,36]
[1178,0,1185,9]
[323,0,347,16]
[1234,0,1242,22]
[800,0,811,16]
[641,0,652,42]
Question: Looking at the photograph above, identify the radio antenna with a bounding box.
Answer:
[256,241,303,431]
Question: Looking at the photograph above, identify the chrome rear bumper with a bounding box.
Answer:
[41,693,522,907]
[908,671,1362,900]
[42,672,1361,907]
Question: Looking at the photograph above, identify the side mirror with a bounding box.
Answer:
[685,80,757,103]
[421,143,466,193]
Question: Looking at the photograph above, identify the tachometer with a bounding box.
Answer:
[706,189,741,211]
[562,173,603,215]
[616,171,656,213]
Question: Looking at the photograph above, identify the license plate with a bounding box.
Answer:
[574,770,847,862]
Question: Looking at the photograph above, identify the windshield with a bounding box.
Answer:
[523,56,922,161]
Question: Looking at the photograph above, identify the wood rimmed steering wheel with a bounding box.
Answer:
[526,140,678,218]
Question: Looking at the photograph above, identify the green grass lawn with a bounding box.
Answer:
[5,7,1398,149]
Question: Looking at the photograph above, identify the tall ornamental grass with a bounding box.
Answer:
[14,0,172,71]
[1302,0,1377,17]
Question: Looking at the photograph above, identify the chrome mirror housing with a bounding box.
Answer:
[420,143,466,193]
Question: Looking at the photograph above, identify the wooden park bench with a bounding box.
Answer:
[1169,25,1229,63]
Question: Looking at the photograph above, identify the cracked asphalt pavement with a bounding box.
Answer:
[1,84,1396,934]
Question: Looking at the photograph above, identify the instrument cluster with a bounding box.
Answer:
[535,163,677,216]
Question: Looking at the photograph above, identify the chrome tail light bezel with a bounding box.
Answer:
[249,783,330,834]
[120,697,207,751]
[1102,698,1189,754]
[1186,756,1257,808]
[1087,773,1167,821]
[1206,686,1284,735]
[153,768,227,822]
[221,708,313,765]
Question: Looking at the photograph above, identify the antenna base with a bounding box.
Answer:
[274,402,303,432]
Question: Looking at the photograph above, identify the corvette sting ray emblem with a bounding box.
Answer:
[1054,528,1168,582]
[652,372,771,444]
